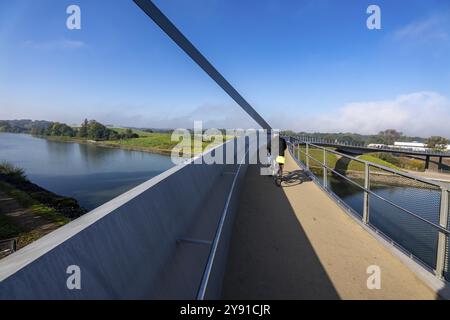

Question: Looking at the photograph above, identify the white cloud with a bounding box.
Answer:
[277,92,450,138]
[23,39,86,50]
[394,14,450,43]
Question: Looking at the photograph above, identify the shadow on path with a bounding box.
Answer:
[222,165,340,299]
[279,170,312,187]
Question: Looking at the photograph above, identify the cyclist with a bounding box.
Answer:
[267,133,287,175]
[277,135,287,174]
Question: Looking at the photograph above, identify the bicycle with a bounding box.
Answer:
[268,155,283,187]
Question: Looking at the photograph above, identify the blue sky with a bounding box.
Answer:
[1,0,450,136]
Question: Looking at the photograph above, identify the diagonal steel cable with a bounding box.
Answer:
[133,0,272,130]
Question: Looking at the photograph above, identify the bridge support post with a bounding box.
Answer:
[306,144,310,170]
[439,157,443,171]
[362,163,370,225]
[425,156,430,170]
[323,148,328,188]
[435,189,449,279]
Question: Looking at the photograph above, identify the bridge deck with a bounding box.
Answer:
[222,151,437,300]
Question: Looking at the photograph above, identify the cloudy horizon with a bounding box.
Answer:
[1,0,449,139]
[2,90,449,139]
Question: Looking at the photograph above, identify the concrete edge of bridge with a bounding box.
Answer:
[0,138,252,299]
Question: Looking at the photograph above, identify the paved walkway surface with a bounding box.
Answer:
[222,151,438,300]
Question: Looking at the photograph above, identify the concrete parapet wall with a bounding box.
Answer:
[0,138,251,299]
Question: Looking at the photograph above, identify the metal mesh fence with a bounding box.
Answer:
[326,172,364,218]
[369,165,441,269]
[445,191,450,281]
[369,166,441,222]
[289,141,448,277]
[367,166,441,269]
[307,145,325,176]
[369,195,439,269]
[331,152,366,188]
[296,143,307,164]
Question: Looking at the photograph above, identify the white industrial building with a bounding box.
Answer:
[394,141,426,148]
[393,142,428,152]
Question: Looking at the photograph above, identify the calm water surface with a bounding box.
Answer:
[0,133,174,210]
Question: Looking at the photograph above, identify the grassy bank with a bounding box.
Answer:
[41,129,231,157]
[0,181,70,247]
[0,181,70,225]
[0,162,84,249]
[365,152,425,172]
[295,146,403,172]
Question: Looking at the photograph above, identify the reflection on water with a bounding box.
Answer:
[0,133,174,210]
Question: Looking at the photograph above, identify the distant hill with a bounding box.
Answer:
[0,120,53,134]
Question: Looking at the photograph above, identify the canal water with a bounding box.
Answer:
[0,133,175,211]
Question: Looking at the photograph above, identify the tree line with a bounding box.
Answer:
[0,119,139,141]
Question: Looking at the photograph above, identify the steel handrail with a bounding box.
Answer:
[196,146,250,300]
[294,140,448,190]
[291,143,450,235]
[294,136,450,156]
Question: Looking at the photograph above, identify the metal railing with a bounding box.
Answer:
[295,135,450,157]
[197,145,250,300]
[0,238,17,259]
[288,138,450,281]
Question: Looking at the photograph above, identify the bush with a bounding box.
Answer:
[372,153,401,166]
[0,162,27,182]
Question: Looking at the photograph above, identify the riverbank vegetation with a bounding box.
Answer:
[0,119,139,141]
[365,152,425,172]
[295,146,404,172]
[0,162,86,250]
[0,119,229,155]
[31,119,140,141]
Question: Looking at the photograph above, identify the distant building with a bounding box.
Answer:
[393,141,428,152]
[367,141,449,152]
[368,143,385,148]
[394,141,426,148]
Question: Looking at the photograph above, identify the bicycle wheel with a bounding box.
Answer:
[274,171,282,187]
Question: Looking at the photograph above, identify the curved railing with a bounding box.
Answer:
[288,137,450,281]
[294,135,450,157]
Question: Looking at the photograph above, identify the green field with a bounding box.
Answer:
[104,129,233,156]
[294,146,404,173]
[107,132,182,153]
[40,126,235,157]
